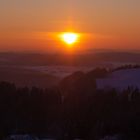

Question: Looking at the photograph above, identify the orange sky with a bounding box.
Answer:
[0,0,140,53]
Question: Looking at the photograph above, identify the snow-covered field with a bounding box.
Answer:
[97,68,140,90]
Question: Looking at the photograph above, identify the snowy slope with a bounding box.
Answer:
[97,69,140,90]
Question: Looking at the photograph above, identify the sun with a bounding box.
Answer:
[61,32,79,45]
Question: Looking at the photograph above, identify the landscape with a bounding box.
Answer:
[0,0,140,140]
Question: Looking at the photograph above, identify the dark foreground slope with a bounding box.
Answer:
[0,66,60,88]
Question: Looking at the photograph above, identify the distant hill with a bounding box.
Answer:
[0,51,140,66]
[60,67,140,91]
[59,68,108,97]
[60,71,96,93]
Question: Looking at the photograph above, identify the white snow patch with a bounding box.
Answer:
[97,69,140,90]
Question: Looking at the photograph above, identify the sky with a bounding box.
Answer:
[0,0,140,53]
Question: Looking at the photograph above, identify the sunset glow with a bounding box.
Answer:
[61,32,79,45]
[0,0,140,52]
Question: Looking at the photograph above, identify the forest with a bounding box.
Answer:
[0,68,140,140]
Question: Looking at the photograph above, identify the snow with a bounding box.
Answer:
[4,135,39,140]
[97,69,140,90]
[100,135,121,140]
[4,135,55,140]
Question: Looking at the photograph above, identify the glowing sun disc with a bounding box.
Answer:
[61,32,78,45]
